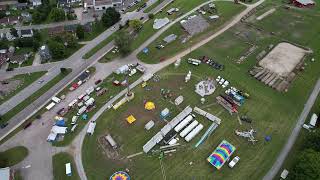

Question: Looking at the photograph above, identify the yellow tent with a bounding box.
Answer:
[126,115,136,124]
[145,101,155,110]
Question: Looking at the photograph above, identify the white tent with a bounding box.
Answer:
[309,113,318,127]
[153,18,170,29]
[51,126,67,134]
[47,133,57,142]
[145,120,155,130]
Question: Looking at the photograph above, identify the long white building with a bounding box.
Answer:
[85,0,123,11]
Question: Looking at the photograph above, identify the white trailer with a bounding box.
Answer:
[85,97,95,106]
[71,116,78,125]
[68,99,78,108]
[87,121,96,135]
[174,115,193,132]
[71,124,78,132]
[180,120,199,138]
[309,113,318,127]
[46,102,56,110]
[65,163,72,176]
[185,124,203,142]
[77,106,87,115]
[51,96,61,103]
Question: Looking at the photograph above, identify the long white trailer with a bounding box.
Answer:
[185,124,203,142]
[180,120,199,138]
[174,115,193,132]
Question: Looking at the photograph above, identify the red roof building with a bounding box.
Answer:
[292,0,315,8]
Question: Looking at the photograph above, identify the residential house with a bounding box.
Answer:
[85,0,123,11]
[0,167,14,180]
[58,0,82,7]
[0,49,8,67]
[39,45,52,62]
[31,0,42,7]
[8,16,20,25]
[48,26,65,36]
[291,0,315,7]
[21,12,32,22]
[9,54,27,64]
[18,29,34,38]
[5,31,16,41]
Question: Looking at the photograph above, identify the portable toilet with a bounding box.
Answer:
[160,108,170,119]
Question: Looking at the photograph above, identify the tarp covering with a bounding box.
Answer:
[126,115,136,124]
[145,102,155,110]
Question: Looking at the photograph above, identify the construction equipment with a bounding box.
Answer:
[235,128,257,144]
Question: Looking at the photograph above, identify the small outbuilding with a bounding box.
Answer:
[291,0,315,8]
[145,120,155,130]
[126,115,136,124]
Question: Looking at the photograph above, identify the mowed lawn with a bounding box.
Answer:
[52,152,80,180]
[137,1,246,64]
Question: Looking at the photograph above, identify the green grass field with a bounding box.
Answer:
[0,71,46,105]
[137,1,246,64]
[0,69,71,124]
[52,152,80,180]
[82,1,320,179]
[0,146,28,167]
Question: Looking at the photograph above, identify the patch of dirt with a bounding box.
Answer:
[0,79,22,99]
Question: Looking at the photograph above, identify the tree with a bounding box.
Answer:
[18,0,28,2]
[0,11,5,19]
[290,149,320,180]
[33,29,42,42]
[49,8,65,22]
[32,11,43,24]
[101,7,121,28]
[63,33,77,48]
[303,131,320,151]
[48,40,65,59]
[10,28,18,37]
[148,13,154,19]
[114,30,132,56]
[129,19,143,33]
[76,25,85,39]
[0,40,8,49]
[60,68,67,74]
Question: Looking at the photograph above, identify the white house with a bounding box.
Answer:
[31,0,42,6]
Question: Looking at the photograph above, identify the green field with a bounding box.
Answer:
[0,146,28,167]
[0,71,46,105]
[137,1,246,64]
[82,1,320,179]
[52,152,80,180]
[0,69,71,124]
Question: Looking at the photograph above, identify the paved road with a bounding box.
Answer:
[263,78,320,180]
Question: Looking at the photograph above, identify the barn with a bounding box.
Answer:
[292,0,315,8]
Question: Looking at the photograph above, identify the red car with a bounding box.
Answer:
[95,79,102,85]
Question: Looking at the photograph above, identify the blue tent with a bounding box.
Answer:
[82,114,88,120]
[143,47,149,54]
[55,119,66,127]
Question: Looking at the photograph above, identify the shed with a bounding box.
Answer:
[174,96,184,105]
[0,167,11,180]
[65,163,72,176]
[105,134,118,149]
[280,169,289,179]
[160,108,170,119]
[163,34,177,44]
[309,113,318,127]
[145,120,155,130]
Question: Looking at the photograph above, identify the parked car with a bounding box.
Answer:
[24,122,32,129]
[229,156,240,168]
[0,122,8,129]
[6,67,14,71]
[95,79,102,85]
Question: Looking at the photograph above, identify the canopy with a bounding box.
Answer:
[207,140,236,170]
[126,115,136,124]
[145,102,155,111]
[110,171,130,180]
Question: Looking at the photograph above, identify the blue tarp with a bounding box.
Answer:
[82,114,88,120]
[143,47,149,54]
[55,119,66,127]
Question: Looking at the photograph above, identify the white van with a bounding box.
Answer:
[77,106,87,115]
[228,156,240,168]
[86,86,94,95]
[71,116,78,125]
[52,96,61,103]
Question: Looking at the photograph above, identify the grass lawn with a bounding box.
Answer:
[137,1,246,64]
[52,71,142,147]
[83,22,108,41]
[83,35,115,59]
[82,2,320,179]
[52,152,80,180]
[0,69,72,124]
[144,0,164,13]
[0,146,28,167]
[0,71,46,105]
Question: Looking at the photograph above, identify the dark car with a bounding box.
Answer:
[0,122,8,129]
[6,67,14,71]
[95,79,102,85]
[24,122,32,129]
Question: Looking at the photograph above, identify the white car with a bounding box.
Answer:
[228,156,240,168]
[222,81,229,88]
[219,78,225,85]
[71,116,78,125]
[216,76,221,82]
